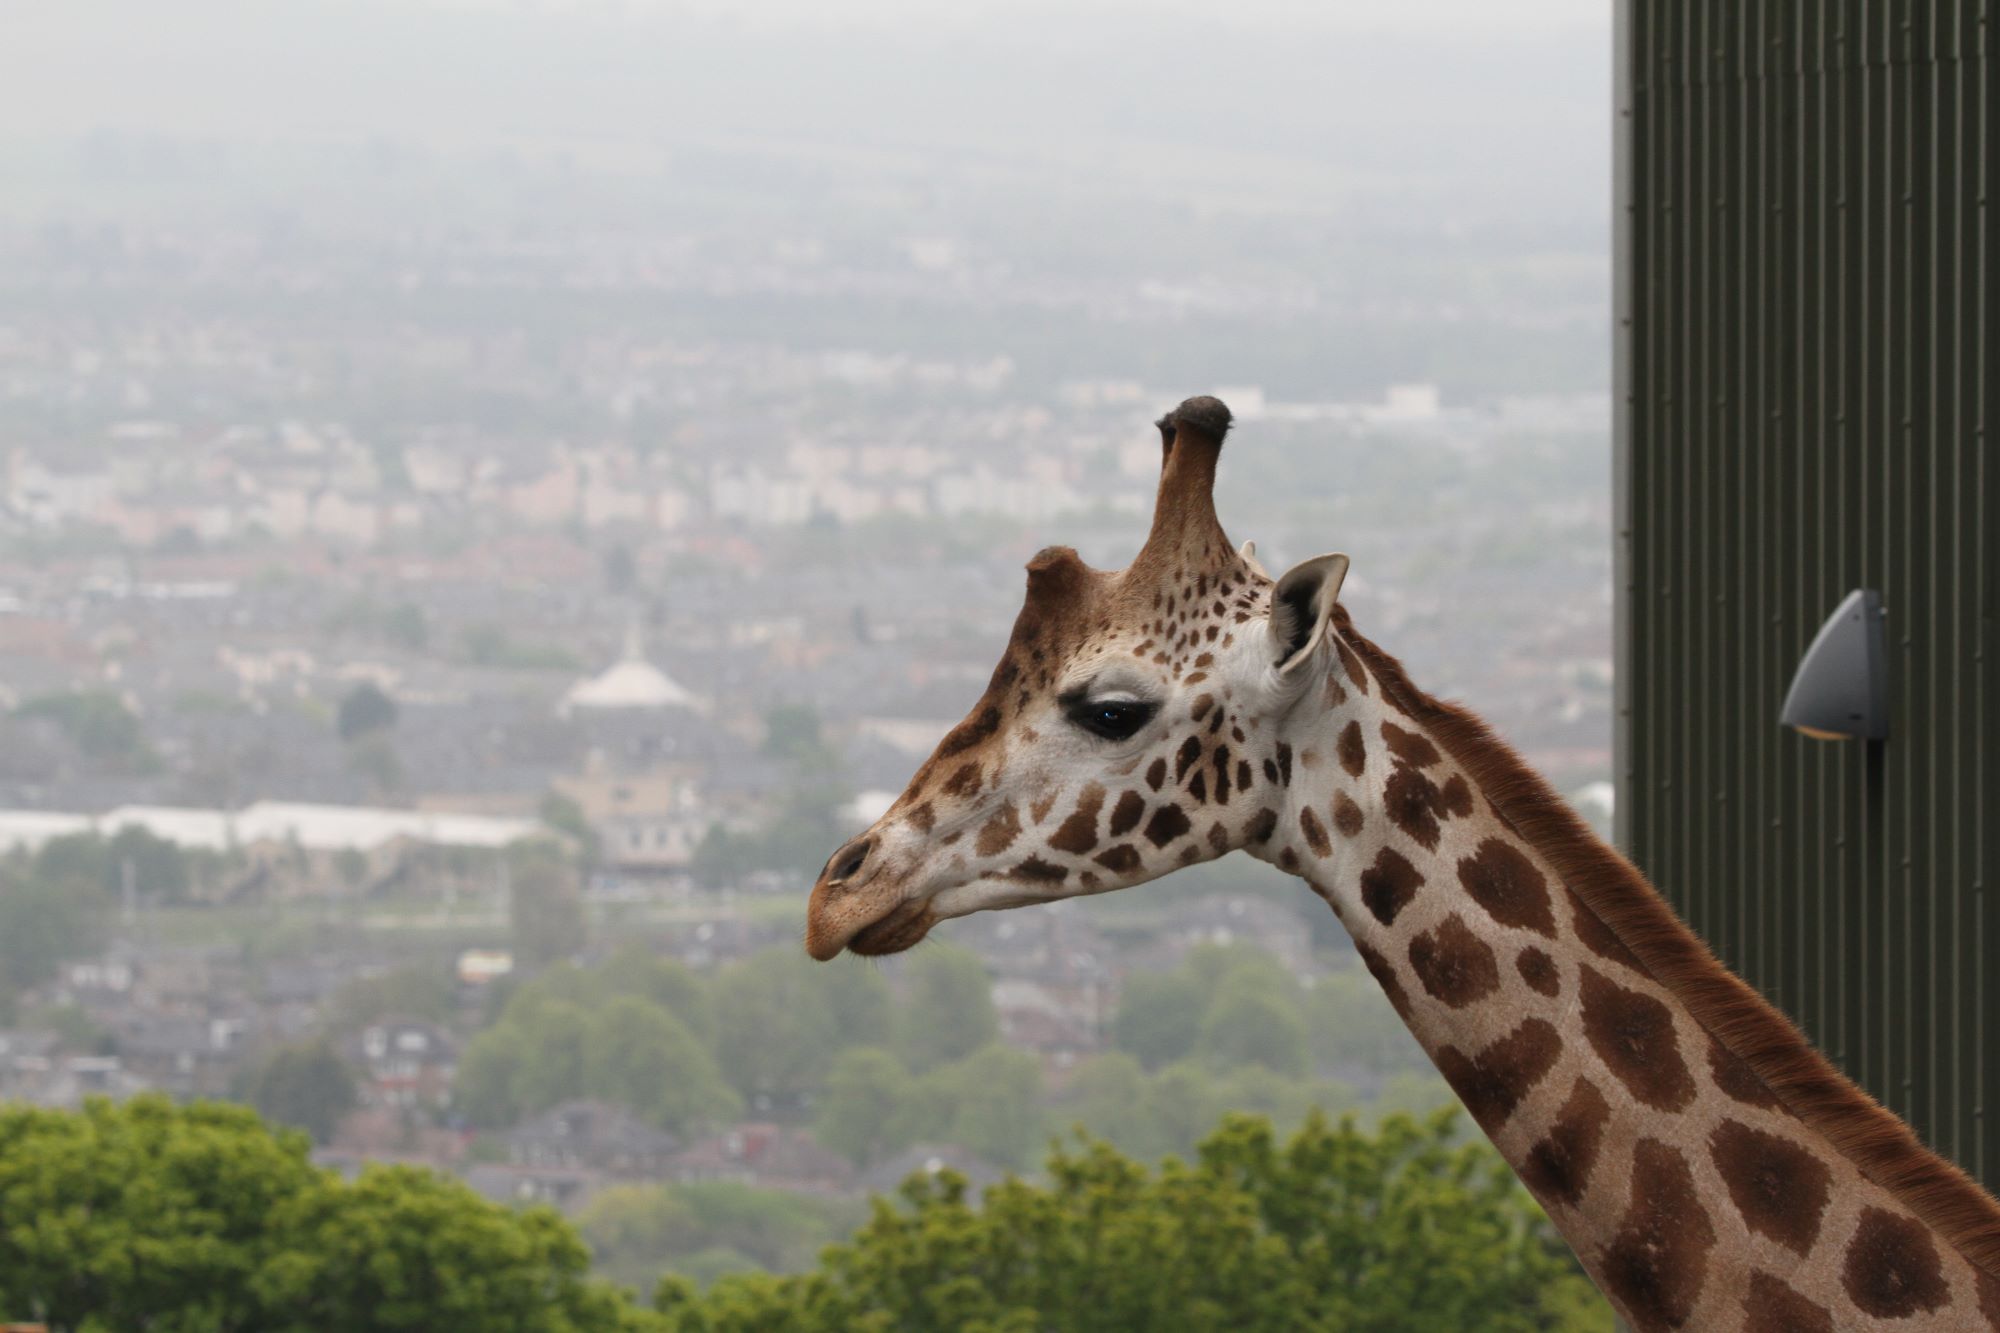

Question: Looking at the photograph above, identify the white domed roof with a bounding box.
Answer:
[560,624,698,714]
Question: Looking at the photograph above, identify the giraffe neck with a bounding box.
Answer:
[1247,616,2000,1332]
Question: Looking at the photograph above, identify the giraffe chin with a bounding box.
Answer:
[842,901,937,957]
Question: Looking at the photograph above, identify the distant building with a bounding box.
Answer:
[669,1123,854,1195]
[463,1162,603,1214]
[558,625,700,717]
[350,1019,458,1111]
[505,1100,680,1177]
[0,800,549,900]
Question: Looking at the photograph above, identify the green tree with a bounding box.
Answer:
[15,689,157,770]
[539,791,600,861]
[814,1047,915,1168]
[234,1040,358,1145]
[1111,968,1207,1071]
[1053,1052,1163,1161]
[324,960,458,1034]
[582,997,740,1136]
[513,999,593,1119]
[759,703,831,763]
[510,844,587,967]
[0,1099,665,1330]
[1196,978,1310,1076]
[812,957,894,1050]
[256,1163,653,1331]
[597,943,713,1044]
[105,824,192,901]
[0,1096,321,1331]
[578,1182,863,1293]
[335,681,399,742]
[1311,963,1427,1076]
[709,949,843,1106]
[455,1022,533,1129]
[656,1109,1611,1333]
[0,872,103,1003]
[894,946,996,1072]
[383,601,430,652]
[926,1043,1044,1170]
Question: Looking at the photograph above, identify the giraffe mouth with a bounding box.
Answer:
[844,899,937,956]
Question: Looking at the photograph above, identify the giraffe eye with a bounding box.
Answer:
[1067,698,1157,742]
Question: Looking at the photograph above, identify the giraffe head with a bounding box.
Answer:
[806,396,1348,959]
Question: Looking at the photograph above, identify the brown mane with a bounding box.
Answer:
[1330,603,2000,1276]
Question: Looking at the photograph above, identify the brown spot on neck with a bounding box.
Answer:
[1597,1138,1715,1331]
[1579,964,1696,1113]
[1434,1017,1561,1135]
[1841,1207,1950,1318]
[1380,720,1440,768]
[1708,1119,1832,1255]
[1331,791,1363,837]
[1742,1272,1833,1333]
[1297,806,1331,858]
[1359,847,1423,926]
[1336,720,1367,778]
[1456,838,1557,938]
[1515,946,1560,996]
[1522,1076,1610,1206]
[1406,913,1500,1008]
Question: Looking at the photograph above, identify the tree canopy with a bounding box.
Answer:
[0,1096,1612,1332]
[0,1096,651,1333]
[657,1108,1610,1332]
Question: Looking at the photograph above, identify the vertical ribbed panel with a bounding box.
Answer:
[1615,0,1997,1186]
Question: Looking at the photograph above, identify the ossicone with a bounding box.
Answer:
[1156,395,1233,456]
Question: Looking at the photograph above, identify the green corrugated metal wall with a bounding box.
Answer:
[1614,0,1998,1185]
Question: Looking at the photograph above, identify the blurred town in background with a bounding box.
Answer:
[0,0,1608,1288]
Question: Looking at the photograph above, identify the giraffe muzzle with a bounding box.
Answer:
[805,832,936,959]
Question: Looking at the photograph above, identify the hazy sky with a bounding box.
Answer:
[4,1,1608,141]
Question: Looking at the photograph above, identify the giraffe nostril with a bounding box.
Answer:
[829,837,872,885]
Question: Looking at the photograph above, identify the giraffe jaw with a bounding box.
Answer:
[843,898,938,957]
[806,871,1070,959]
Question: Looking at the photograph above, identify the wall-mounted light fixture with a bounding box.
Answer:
[1780,589,1888,742]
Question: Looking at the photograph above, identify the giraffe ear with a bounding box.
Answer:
[1267,553,1350,675]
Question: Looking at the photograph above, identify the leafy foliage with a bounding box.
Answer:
[578,1182,864,1293]
[509,843,587,968]
[0,1097,1614,1332]
[0,1096,657,1332]
[893,946,998,1072]
[334,680,399,742]
[457,962,739,1135]
[0,870,103,1007]
[232,1039,359,1144]
[708,948,895,1108]
[14,689,159,770]
[655,1109,1610,1332]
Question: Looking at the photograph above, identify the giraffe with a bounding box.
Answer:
[805,396,2000,1331]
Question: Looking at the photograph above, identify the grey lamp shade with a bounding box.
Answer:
[1780,589,1888,741]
